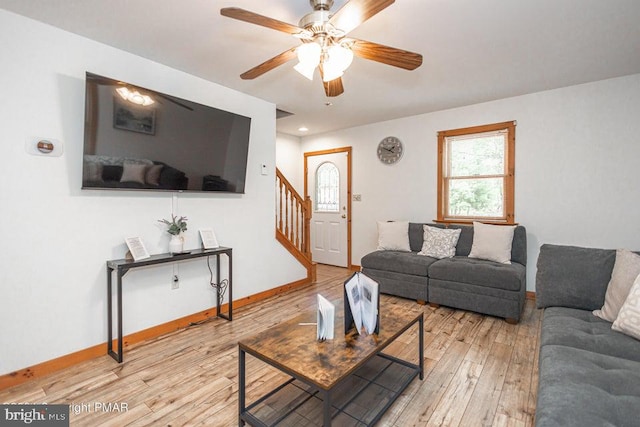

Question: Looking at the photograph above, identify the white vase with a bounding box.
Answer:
[169,234,183,254]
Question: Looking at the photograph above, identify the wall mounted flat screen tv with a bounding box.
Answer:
[82,72,252,193]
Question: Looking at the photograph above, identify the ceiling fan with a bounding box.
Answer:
[220,0,423,97]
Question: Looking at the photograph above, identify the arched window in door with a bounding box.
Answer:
[315,162,339,212]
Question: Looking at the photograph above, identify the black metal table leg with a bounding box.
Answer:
[107,265,113,358]
[322,389,331,426]
[238,347,246,426]
[116,271,123,363]
[228,252,233,320]
[419,313,424,380]
[216,251,233,321]
[216,253,221,316]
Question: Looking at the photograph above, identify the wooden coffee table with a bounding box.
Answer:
[238,298,424,426]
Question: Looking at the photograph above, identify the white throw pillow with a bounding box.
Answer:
[377,221,410,251]
[468,221,516,264]
[612,273,640,340]
[418,225,461,259]
[120,163,148,184]
[593,249,640,322]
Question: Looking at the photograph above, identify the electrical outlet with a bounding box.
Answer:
[172,275,179,290]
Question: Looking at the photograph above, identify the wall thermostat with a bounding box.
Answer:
[25,137,63,157]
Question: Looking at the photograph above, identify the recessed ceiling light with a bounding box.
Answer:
[298,126,309,132]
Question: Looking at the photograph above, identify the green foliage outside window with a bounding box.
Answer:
[447,133,506,218]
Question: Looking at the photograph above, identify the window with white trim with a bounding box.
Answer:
[437,121,516,224]
[315,162,339,212]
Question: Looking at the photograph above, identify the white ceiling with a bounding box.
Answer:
[2,0,640,136]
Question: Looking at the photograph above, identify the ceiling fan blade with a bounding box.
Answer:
[349,39,423,70]
[323,77,345,97]
[319,65,345,97]
[221,7,303,35]
[329,0,395,35]
[240,48,297,80]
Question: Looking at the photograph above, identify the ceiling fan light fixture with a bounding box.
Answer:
[322,44,353,81]
[115,86,130,101]
[295,42,322,80]
[327,44,354,71]
[322,67,343,82]
[296,42,321,67]
[294,62,316,80]
[116,86,155,106]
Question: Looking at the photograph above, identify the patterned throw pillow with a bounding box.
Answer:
[612,274,640,340]
[418,225,461,259]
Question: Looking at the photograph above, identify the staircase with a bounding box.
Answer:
[275,168,316,281]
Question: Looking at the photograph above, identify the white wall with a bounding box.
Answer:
[0,10,306,376]
[296,73,640,291]
[275,132,303,194]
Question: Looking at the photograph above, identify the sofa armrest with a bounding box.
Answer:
[535,244,615,310]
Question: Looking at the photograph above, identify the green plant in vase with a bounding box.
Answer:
[158,215,188,253]
[158,215,188,235]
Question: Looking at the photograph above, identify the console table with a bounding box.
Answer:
[107,247,232,363]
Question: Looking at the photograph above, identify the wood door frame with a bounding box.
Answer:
[304,147,352,269]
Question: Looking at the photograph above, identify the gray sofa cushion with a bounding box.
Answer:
[541,306,640,363]
[510,226,527,266]
[361,268,429,301]
[360,251,438,277]
[536,344,640,427]
[428,256,525,291]
[536,244,616,310]
[429,279,524,320]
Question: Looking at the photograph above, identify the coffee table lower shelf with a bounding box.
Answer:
[240,353,420,427]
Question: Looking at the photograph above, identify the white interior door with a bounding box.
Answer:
[308,152,348,267]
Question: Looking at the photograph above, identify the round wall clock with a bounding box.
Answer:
[377,136,404,165]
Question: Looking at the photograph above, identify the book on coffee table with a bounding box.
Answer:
[344,272,380,335]
[317,294,335,340]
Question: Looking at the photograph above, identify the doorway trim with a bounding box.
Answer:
[304,146,352,269]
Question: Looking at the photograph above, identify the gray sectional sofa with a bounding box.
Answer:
[535,244,640,426]
[361,222,527,322]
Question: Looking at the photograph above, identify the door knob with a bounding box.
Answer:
[341,214,346,218]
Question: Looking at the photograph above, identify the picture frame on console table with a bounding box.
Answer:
[124,236,150,261]
[199,228,219,249]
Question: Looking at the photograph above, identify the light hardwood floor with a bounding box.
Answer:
[0,265,542,426]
